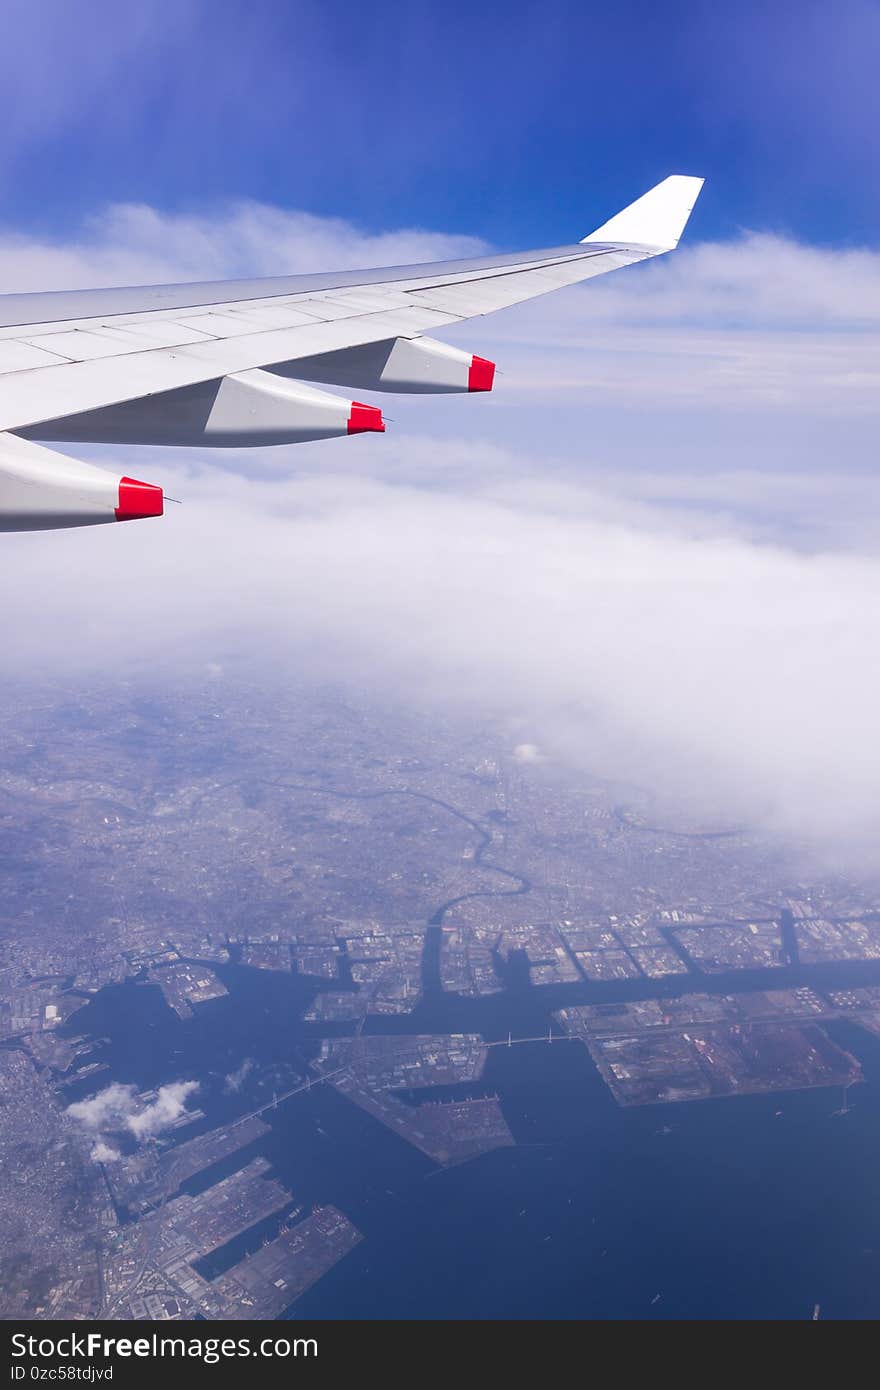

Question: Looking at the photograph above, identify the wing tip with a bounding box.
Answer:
[581,173,705,252]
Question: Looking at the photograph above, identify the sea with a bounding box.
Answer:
[61,962,880,1321]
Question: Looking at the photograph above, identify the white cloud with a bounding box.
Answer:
[66,1082,136,1131]
[126,1081,200,1139]
[3,201,880,869]
[565,234,880,329]
[90,1141,121,1164]
[66,1080,199,1141]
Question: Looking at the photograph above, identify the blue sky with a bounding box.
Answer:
[1,0,878,249]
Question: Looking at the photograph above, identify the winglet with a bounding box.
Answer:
[581,174,705,251]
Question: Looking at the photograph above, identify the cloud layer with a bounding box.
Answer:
[3,201,880,868]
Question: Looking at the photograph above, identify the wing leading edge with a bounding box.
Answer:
[0,174,704,531]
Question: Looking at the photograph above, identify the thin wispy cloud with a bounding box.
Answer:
[0,200,485,293]
[223,1058,255,1094]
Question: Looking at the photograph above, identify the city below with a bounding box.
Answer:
[2,675,879,1319]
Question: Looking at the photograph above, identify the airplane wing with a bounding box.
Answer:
[0,174,703,531]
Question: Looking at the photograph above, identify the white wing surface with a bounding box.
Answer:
[0,174,703,531]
